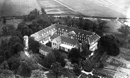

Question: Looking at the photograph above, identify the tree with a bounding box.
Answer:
[62,68,76,78]
[0,61,9,70]
[98,34,120,56]
[17,22,31,36]
[68,48,81,65]
[98,20,109,32]
[11,31,23,42]
[41,52,56,68]
[73,64,81,76]
[51,62,63,78]
[0,69,14,78]
[6,24,16,32]
[17,22,26,31]
[29,22,38,33]
[26,53,43,70]
[4,36,24,59]
[29,37,40,53]
[118,25,130,37]
[82,19,94,31]
[11,42,24,55]
[28,9,39,21]
[1,24,16,35]
[80,43,91,59]
[0,39,10,60]
[7,55,21,77]
[21,28,30,36]
[9,36,23,45]
[17,61,31,78]
[52,49,66,67]
[31,69,47,78]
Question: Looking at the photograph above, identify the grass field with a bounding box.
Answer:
[0,0,41,16]
[57,0,126,18]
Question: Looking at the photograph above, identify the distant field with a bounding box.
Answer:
[108,0,130,11]
[38,0,81,15]
[7,19,23,28]
[57,0,126,18]
[0,0,41,16]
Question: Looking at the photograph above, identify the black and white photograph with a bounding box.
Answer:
[0,0,130,78]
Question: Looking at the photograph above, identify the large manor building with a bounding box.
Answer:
[31,24,100,52]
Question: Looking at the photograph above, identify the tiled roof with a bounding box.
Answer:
[60,36,78,45]
[31,24,56,41]
[31,24,100,44]
[55,24,93,36]
[88,34,100,44]
[61,32,69,37]
[53,35,78,46]
[40,45,52,53]
[50,33,59,40]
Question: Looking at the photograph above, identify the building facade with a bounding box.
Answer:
[31,24,100,52]
[52,36,79,52]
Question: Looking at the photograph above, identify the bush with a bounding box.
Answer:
[119,39,126,47]
[0,69,14,78]
[2,24,16,36]
[31,69,46,78]
[41,52,56,68]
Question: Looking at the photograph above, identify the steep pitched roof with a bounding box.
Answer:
[50,33,59,40]
[40,45,52,53]
[88,34,100,44]
[31,24,100,45]
[60,36,78,45]
[55,24,94,36]
[31,24,56,41]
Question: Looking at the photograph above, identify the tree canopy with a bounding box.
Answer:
[28,37,40,53]
[118,25,130,37]
[68,48,81,65]
[98,34,120,56]
[17,61,31,78]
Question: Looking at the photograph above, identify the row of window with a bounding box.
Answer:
[52,42,74,48]
[52,42,72,52]
[58,28,68,32]
[41,28,56,37]
[62,42,74,47]
[55,32,88,43]
[60,46,70,52]
[74,36,87,41]
[56,31,88,40]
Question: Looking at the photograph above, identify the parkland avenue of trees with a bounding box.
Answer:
[0,8,127,78]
